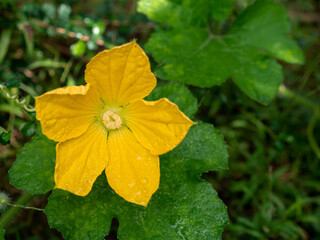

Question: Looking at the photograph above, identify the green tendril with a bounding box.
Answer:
[0,84,35,112]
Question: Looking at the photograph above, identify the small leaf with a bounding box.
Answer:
[3,78,20,88]
[0,128,11,145]
[46,123,229,239]
[9,134,56,195]
[146,82,198,118]
[21,122,36,138]
[28,112,37,121]
[70,40,86,57]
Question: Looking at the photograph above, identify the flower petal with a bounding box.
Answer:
[35,84,100,142]
[106,129,159,206]
[55,124,108,196]
[126,98,194,155]
[85,41,156,105]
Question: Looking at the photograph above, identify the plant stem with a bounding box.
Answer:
[278,84,319,111]
[278,84,320,158]
[7,203,44,212]
[307,111,320,159]
[0,84,35,112]
[60,59,73,84]
[0,193,33,228]
[20,82,38,97]
[0,29,12,65]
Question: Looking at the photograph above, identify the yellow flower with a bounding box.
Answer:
[35,41,194,206]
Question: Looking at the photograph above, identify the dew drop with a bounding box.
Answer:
[134,191,143,203]
[141,178,148,185]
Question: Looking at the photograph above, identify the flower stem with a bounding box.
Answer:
[0,193,33,228]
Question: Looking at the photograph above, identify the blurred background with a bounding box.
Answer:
[0,0,319,239]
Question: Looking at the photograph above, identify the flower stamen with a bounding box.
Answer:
[102,110,122,130]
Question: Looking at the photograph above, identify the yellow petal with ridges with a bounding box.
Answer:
[126,98,194,155]
[35,84,100,142]
[105,128,160,206]
[55,124,108,196]
[85,41,156,105]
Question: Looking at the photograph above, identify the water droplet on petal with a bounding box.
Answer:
[134,191,143,203]
[141,178,148,185]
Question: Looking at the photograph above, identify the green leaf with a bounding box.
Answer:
[0,28,12,65]
[137,0,234,27]
[0,226,4,240]
[137,0,186,27]
[229,0,305,64]
[211,0,235,20]
[146,82,198,118]
[3,77,21,88]
[0,128,11,145]
[165,122,229,174]
[9,134,56,195]
[70,40,86,57]
[21,122,36,138]
[141,0,304,104]
[46,123,229,239]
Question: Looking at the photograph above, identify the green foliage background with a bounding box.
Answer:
[0,0,320,239]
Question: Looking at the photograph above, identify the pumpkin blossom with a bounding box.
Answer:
[35,41,194,206]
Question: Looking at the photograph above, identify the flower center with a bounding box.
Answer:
[102,110,122,130]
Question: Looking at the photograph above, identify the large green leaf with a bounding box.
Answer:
[139,0,304,104]
[146,81,198,118]
[45,123,229,239]
[9,134,56,195]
